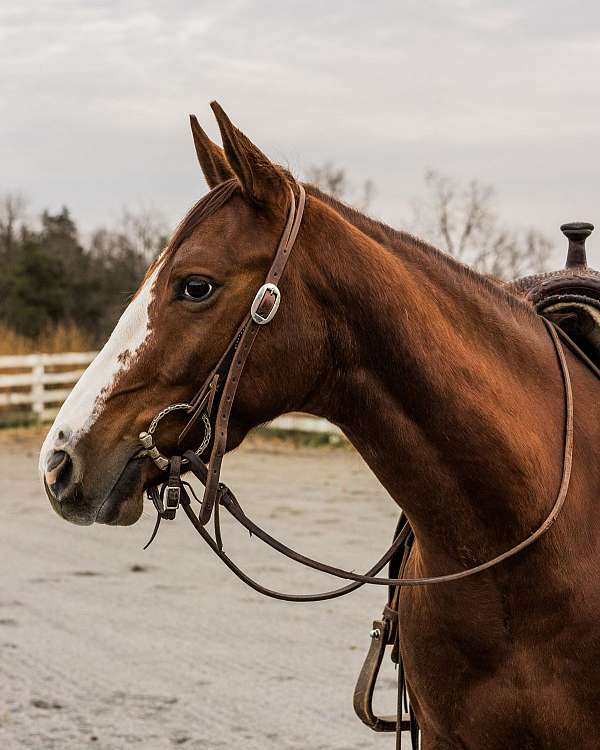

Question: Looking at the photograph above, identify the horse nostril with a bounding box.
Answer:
[55,425,72,447]
[44,450,72,495]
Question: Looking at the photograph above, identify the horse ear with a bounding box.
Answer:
[210,101,286,204]
[189,115,234,188]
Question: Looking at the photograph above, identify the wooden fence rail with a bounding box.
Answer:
[0,352,96,424]
[0,352,340,437]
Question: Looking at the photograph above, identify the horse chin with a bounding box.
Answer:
[94,459,146,526]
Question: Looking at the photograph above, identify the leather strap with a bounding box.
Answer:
[552,320,600,380]
[179,458,411,602]
[179,316,573,593]
[181,183,306,525]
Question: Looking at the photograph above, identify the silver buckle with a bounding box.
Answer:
[251,283,281,325]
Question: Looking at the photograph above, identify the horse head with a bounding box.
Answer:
[40,103,330,526]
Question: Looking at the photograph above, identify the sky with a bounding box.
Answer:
[2,0,600,267]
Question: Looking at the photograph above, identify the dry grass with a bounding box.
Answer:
[0,323,94,355]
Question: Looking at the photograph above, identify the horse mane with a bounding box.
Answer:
[303,182,537,322]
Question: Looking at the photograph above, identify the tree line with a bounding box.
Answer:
[0,169,552,350]
[0,194,167,345]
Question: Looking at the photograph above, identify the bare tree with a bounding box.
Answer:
[119,206,169,261]
[410,170,552,279]
[305,162,375,213]
[89,207,169,264]
[0,192,27,255]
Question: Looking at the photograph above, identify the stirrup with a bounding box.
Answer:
[353,612,411,733]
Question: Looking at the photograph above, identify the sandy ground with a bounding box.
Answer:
[0,428,411,749]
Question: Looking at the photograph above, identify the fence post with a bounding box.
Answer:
[31,356,45,422]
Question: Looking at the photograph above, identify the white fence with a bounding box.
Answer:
[0,351,341,436]
[0,351,96,423]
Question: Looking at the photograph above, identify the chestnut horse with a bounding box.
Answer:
[41,103,600,748]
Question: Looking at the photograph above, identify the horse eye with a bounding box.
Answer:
[182,278,214,301]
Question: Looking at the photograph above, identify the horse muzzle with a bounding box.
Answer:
[41,432,146,526]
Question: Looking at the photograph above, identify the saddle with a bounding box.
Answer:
[353,220,600,750]
[510,222,600,366]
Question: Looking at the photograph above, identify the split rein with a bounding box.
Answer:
[138,179,576,603]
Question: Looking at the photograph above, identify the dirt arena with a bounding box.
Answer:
[0,427,411,749]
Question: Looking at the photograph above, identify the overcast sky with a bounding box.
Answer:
[2,0,599,266]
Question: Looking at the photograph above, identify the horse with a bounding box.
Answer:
[40,102,600,748]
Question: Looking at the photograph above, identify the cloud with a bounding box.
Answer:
[2,0,600,265]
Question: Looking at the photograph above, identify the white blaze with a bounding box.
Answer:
[39,259,164,473]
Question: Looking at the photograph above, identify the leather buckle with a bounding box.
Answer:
[165,485,181,512]
[251,283,281,325]
[163,456,182,520]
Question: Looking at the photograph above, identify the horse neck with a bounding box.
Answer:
[300,195,565,570]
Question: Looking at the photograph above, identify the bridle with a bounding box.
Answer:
[136,181,306,527]
[134,176,577,603]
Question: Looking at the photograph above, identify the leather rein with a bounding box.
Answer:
[136,178,576,602]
